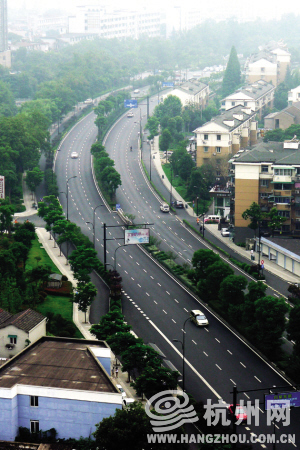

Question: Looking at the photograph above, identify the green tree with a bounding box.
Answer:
[74,281,97,323]
[219,275,247,321]
[191,249,220,282]
[268,207,287,236]
[0,80,17,117]
[146,115,159,139]
[106,332,142,356]
[242,202,265,236]
[222,46,241,97]
[25,167,44,195]
[0,200,14,235]
[159,128,172,152]
[69,246,99,283]
[121,344,161,375]
[249,296,288,358]
[198,261,234,301]
[274,82,288,110]
[95,115,107,139]
[89,310,131,341]
[93,402,153,450]
[100,166,122,197]
[132,366,179,399]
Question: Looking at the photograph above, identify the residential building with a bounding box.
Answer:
[232,138,300,239]
[68,5,161,39]
[194,105,258,167]
[0,0,10,68]
[245,41,291,87]
[0,336,122,441]
[264,102,300,130]
[0,309,46,359]
[221,80,275,118]
[288,85,300,105]
[165,6,203,37]
[161,78,209,109]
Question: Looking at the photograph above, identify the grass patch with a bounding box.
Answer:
[36,295,83,339]
[26,237,62,273]
[163,164,188,199]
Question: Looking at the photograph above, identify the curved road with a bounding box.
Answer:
[54,105,299,448]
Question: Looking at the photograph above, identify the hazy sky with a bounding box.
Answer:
[8,0,300,20]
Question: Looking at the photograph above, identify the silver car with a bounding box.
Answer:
[190,309,209,327]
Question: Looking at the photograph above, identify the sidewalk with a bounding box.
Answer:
[204,224,300,284]
[152,140,299,284]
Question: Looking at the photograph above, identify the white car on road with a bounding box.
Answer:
[70,152,79,159]
[221,228,230,237]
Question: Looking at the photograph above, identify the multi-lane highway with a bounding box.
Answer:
[54,102,299,448]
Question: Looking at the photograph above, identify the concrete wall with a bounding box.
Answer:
[234,164,260,228]
[0,393,121,440]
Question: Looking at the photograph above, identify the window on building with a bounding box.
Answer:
[204,134,208,140]
[9,336,17,344]
[277,211,290,218]
[244,102,247,106]
[30,421,39,434]
[274,168,292,176]
[261,165,269,173]
[261,179,269,187]
[231,102,235,106]
[260,193,269,199]
[204,147,209,152]
[261,67,265,72]
[30,396,39,407]
[217,135,221,141]
[216,147,221,153]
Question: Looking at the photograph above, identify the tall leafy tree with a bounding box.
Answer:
[25,167,44,194]
[242,202,265,236]
[268,207,287,236]
[74,281,97,323]
[222,46,241,97]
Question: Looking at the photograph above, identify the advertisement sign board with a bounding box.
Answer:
[0,176,5,199]
[125,228,150,244]
[265,391,300,410]
[162,82,174,88]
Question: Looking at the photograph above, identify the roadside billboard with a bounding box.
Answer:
[265,391,300,410]
[125,228,150,244]
[0,176,5,199]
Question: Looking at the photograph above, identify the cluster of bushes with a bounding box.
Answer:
[229,256,264,280]
[91,141,122,205]
[44,168,59,197]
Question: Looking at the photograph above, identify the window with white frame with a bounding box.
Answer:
[204,147,209,152]
[274,168,292,176]
[9,336,17,344]
[216,147,221,153]
[217,135,221,141]
[204,134,208,140]
[30,420,39,434]
[261,165,269,173]
[30,396,39,407]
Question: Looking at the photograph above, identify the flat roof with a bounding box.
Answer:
[0,337,115,393]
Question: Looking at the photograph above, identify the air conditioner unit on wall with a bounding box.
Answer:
[213,153,216,156]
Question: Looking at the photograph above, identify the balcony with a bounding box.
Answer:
[273,190,292,197]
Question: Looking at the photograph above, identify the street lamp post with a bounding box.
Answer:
[149,141,152,181]
[61,176,77,221]
[114,244,127,271]
[92,204,104,249]
[173,316,190,392]
[170,164,173,206]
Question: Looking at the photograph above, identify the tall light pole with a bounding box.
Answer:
[170,164,173,206]
[61,176,77,221]
[149,141,152,181]
[173,316,190,392]
[92,204,104,249]
[114,244,127,271]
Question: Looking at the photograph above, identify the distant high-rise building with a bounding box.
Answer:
[0,0,8,52]
[0,0,10,68]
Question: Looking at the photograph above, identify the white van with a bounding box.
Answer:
[133,89,140,94]
[204,215,221,223]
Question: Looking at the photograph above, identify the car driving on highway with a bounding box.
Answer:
[190,310,209,327]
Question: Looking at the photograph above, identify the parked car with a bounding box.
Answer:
[190,310,209,327]
[116,384,126,398]
[160,203,170,213]
[84,98,93,104]
[221,228,230,237]
[175,200,184,208]
[70,152,79,159]
[228,404,247,423]
[127,112,134,118]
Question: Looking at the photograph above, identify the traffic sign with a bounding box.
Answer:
[162,82,174,88]
[261,260,264,265]
[124,99,138,108]
[116,204,121,211]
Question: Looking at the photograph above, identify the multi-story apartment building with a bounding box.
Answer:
[245,42,291,87]
[288,85,300,105]
[194,105,258,167]
[264,102,300,130]
[221,80,275,119]
[232,138,300,236]
[161,78,209,109]
[69,5,161,39]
